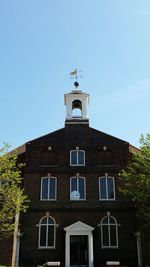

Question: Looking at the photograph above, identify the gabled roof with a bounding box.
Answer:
[26,125,129,146]
[14,125,140,155]
[10,143,26,155]
[64,221,94,232]
[129,144,141,153]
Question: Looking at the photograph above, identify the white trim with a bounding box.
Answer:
[70,176,86,201]
[38,215,56,249]
[40,177,57,201]
[99,176,116,201]
[64,221,94,267]
[106,262,120,266]
[100,214,119,248]
[47,262,60,266]
[70,150,85,166]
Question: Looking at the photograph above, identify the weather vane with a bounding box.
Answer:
[70,68,82,88]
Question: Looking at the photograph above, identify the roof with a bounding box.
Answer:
[10,144,26,155]
[129,144,141,153]
[13,125,129,153]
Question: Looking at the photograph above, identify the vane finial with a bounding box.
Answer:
[70,68,82,88]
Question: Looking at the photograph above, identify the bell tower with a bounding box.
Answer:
[64,88,89,125]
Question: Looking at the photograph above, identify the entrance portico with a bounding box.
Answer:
[64,221,94,267]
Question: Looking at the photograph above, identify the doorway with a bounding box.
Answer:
[64,221,94,267]
[70,235,88,267]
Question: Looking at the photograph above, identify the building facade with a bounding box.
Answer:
[0,88,148,267]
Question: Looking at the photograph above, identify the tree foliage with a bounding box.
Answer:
[0,143,28,239]
[119,134,150,225]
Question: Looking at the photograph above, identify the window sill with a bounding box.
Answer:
[70,164,85,167]
[101,246,119,249]
[70,199,86,201]
[40,199,57,201]
[38,247,56,250]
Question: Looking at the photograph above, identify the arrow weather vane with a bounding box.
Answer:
[70,68,82,88]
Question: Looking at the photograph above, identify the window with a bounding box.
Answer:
[70,177,86,200]
[70,149,85,166]
[100,214,119,248]
[99,175,115,200]
[38,215,56,249]
[40,177,57,200]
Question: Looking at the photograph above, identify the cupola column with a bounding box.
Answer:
[66,101,72,119]
[81,97,88,119]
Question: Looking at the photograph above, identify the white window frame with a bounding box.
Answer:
[40,177,57,201]
[70,149,85,166]
[70,176,86,201]
[100,215,119,248]
[38,215,56,249]
[99,175,115,201]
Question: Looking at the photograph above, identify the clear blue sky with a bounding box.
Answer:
[0,0,150,149]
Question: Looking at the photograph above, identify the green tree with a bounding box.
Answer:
[0,143,28,239]
[119,133,150,225]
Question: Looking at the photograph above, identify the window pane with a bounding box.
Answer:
[42,178,48,199]
[110,225,117,246]
[78,151,84,165]
[100,178,106,199]
[49,178,56,199]
[48,225,54,247]
[109,217,115,224]
[71,178,80,200]
[102,217,108,224]
[108,178,114,199]
[71,178,77,192]
[41,217,47,224]
[79,178,85,199]
[71,151,77,165]
[40,225,47,246]
[48,217,54,224]
[102,225,109,246]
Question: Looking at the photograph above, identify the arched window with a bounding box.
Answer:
[70,149,85,166]
[38,215,56,248]
[100,214,119,248]
[99,175,115,200]
[70,176,86,200]
[40,177,57,200]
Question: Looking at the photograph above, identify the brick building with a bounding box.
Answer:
[0,87,149,267]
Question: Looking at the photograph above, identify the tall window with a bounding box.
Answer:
[40,177,57,200]
[99,175,115,200]
[38,215,56,248]
[101,214,119,248]
[70,177,86,200]
[70,149,85,166]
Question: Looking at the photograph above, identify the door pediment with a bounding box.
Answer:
[64,221,94,232]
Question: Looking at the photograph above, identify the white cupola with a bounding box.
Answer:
[64,89,90,124]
